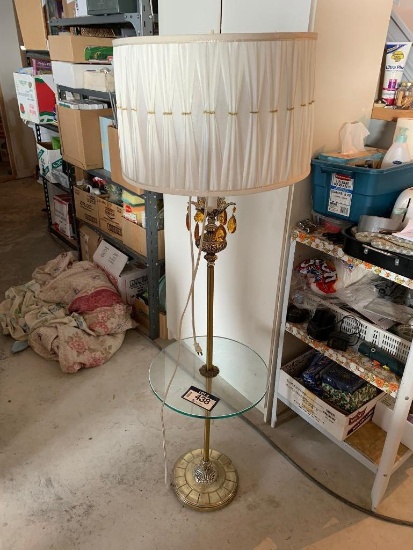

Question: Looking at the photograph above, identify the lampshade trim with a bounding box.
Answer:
[114,32,317,47]
[119,167,311,197]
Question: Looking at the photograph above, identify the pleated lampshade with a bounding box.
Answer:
[113,32,317,196]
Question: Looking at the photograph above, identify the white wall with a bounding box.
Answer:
[290,0,393,226]
[0,0,37,179]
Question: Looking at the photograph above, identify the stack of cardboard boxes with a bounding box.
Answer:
[12,0,167,337]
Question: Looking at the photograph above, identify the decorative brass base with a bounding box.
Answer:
[172,449,238,511]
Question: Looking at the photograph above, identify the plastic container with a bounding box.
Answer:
[342,227,413,278]
[311,158,413,223]
[311,211,353,233]
[381,127,411,168]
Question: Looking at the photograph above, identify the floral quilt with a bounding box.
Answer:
[0,252,136,373]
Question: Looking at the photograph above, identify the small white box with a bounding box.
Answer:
[75,0,89,16]
[53,194,74,238]
[83,70,115,92]
[93,240,148,304]
[52,61,111,89]
[279,351,384,441]
[37,142,62,183]
[99,115,114,172]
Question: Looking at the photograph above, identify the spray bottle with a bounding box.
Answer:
[381,127,412,168]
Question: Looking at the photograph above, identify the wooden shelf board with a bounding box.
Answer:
[371,106,413,122]
[346,421,410,465]
[293,228,413,290]
[286,322,400,398]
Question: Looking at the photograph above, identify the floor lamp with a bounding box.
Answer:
[113,32,317,510]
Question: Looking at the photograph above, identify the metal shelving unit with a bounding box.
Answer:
[49,1,157,37]
[41,1,162,339]
[57,85,111,101]
[84,168,163,339]
[35,122,79,253]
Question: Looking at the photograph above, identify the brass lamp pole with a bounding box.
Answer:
[172,197,237,510]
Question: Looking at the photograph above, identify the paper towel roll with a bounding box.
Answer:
[395,118,413,158]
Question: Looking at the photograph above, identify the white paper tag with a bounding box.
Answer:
[181,386,220,411]
[328,173,354,217]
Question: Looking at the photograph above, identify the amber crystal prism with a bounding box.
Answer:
[227,208,237,234]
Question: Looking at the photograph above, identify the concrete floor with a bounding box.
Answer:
[1,178,413,550]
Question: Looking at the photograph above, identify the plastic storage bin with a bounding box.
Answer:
[311,158,413,223]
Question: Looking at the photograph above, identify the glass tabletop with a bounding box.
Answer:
[149,336,268,419]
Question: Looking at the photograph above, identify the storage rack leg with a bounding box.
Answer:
[371,346,413,509]
[271,237,297,427]
[145,191,161,340]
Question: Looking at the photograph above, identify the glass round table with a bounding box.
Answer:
[149,336,268,511]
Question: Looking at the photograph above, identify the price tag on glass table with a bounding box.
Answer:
[181,386,220,412]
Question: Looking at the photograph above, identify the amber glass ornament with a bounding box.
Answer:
[218,210,227,225]
[195,222,200,241]
[186,212,190,231]
[194,211,205,223]
[215,224,227,242]
[227,207,237,234]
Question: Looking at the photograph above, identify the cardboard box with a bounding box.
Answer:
[37,142,63,183]
[98,197,123,241]
[51,61,110,89]
[84,70,115,92]
[14,0,48,51]
[48,34,113,63]
[32,58,52,75]
[100,116,114,172]
[317,147,386,165]
[53,194,74,238]
[107,126,144,194]
[373,394,413,451]
[57,105,112,169]
[74,186,100,227]
[62,0,76,18]
[79,224,101,262]
[13,73,56,124]
[123,203,145,225]
[93,240,148,304]
[122,217,165,260]
[133,299,168,340]
[279,351,384,441]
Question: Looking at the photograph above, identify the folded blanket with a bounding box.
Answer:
[0,251,136,373]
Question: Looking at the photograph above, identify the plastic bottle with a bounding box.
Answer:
[381,127,412,168]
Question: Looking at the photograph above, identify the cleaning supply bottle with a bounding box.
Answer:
[381,127,412,168]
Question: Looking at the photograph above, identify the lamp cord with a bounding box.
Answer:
[160,198,207,484]
[241,414,413,528]
[190,209,203,356]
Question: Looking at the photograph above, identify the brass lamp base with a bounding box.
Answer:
[172,449,238,511]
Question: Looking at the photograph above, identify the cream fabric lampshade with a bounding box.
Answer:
[113,33,317,196]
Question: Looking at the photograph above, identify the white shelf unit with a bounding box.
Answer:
[271,227,413,510]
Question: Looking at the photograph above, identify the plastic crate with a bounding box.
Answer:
[302,295,410,363]
[311,158,413,223]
